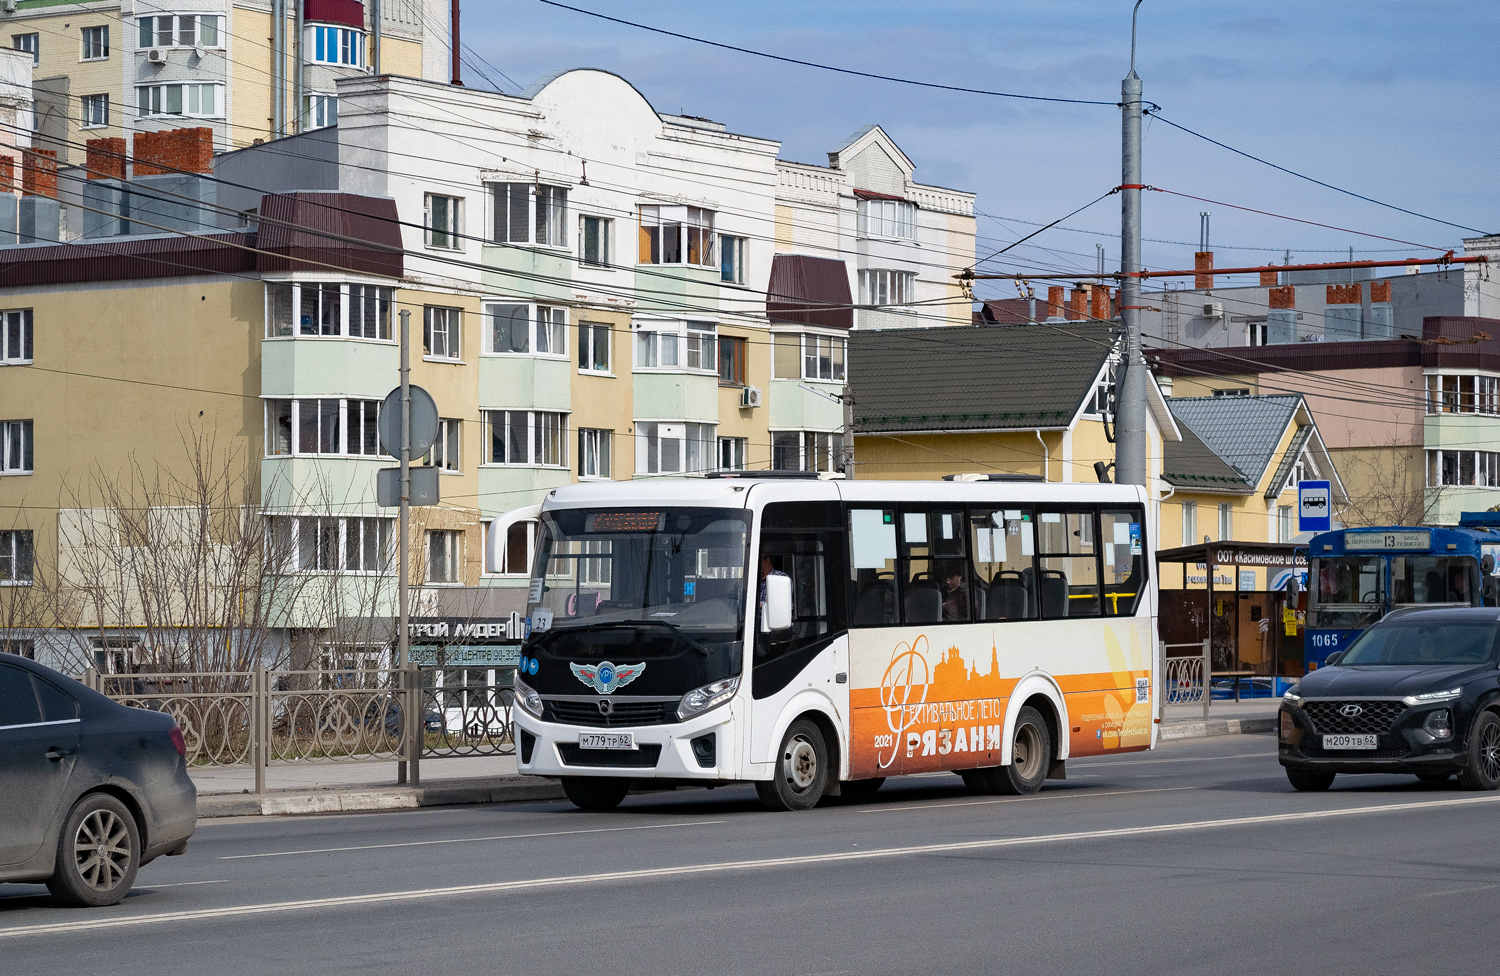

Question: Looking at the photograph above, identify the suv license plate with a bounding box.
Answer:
[579,732,636,751]
[1323,734,1378,750]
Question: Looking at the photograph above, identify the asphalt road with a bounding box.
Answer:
[6,732,1500,976]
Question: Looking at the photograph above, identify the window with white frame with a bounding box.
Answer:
[717,436,747,471]
[264,399,382,457]
[578,428,612,479]
[488,520,536,575]
[1086,366,1117,418]
[635,422,714,475]
[425,194,462,249]
[2,420,32,474]
[1426,374,1500,415]
[268,515,391,573]
[772,431,843,473]
[310,25,364,67]
[720,235,746,284]
[423,419,461,472]
[535,306,567,356]
[81,25,109,60]
[485,410,567,466]
[137,14,222,49]
[634,320,717,371]
[638,205,716,267]
[1278,505,1294,543]
[577,321,611,373]
[1427,449,1500,488]
[1217,503,1233,541]
[580,215,610,266]
[424,306,462,359]
[685,322,716,371]
[265,283,392,339]
[301,93,337,130]
[1181,501,1197,544]
[858,269,915,307]
[1,310,32,364]
[857,197,915,239]
[772,332,846,382]
[488,182,568,247]
[482,303,566,355]
[12,34,38,65]
[426,530,462,583]
[80,93,109,128]
[136,83,221,119]
[0,530,32,584]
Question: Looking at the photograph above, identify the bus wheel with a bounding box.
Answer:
[561,776,631,811]
[968,706,1051,796]
[756,719,828,811]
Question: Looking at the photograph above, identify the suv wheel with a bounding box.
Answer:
[46,793,141,907]
[1286,768,1335,792]
[1458,711,1500,791]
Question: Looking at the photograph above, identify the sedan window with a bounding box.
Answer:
[33,677,79,721]
[0,663,42,726]
[1339,620,1498,667]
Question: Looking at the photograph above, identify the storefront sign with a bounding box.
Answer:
[407,614,525,642]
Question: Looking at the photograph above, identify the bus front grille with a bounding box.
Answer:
[544,699,675,727]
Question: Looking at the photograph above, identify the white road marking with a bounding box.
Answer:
[858,786,1195,814]
[9,793,1500,939]
[1416,883,1498,899]
[219,820,724,860]
[137,880,230,889]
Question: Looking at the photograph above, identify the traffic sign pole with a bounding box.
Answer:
[397,308,419,787]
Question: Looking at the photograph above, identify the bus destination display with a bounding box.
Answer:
[585,511,664,533]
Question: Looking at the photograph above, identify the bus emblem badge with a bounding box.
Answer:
[571,661,645,695]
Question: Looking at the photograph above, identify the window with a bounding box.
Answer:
[535,305,567,356]
[636,422,714,474]
[1278,505,1294,543]
[720,235,746,284]
[638,205,716,266]
[685,322,716,371]
[1247,322,1268,346]
[1217,503,1233,542]
[488,182,568,247]
[483,303,567,355]
[773,431,844,473]
[301,93,337,130]
[1099,508,1147,617]
[80,93,109,128]
[1036,509,1100,617]
[717,335,746,386]
[423,419,461,472]
[81,25,109,60]
[858,269,915,307]
[0,530,33,584]
[1086,368,1116,418]
[12,34,37,65]
[263,399,382,457]
[424,306,461,360]
[717,436,747,471]
[577,321,611,373]
[969,508,1037,621]
[485,411,568,466]
[268,516,391,573]
[1426,374,1500,416]
[1,310,32,364]
[2,420,32,474]
[580,215,610,266]
[1181,501,1197,544]
[1212,388,1251,397]
[578,428,611,479]
[425,194,462,249]
[773,333,846,382]
[857,197,915,239]
[137,15,222,49]
[135,83,221,118]
[1427,450,1500,488]
[635,325,679,368]
[490,520,536,575]
[265,283,392,339]
[311,25,364,66]
[426,530,462,583]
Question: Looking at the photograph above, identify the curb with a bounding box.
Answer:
[1159,716,1279,741]
[197,776,566,818]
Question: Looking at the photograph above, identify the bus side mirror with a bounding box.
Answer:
[761,574,793,633]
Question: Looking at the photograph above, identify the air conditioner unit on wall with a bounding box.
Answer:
[740,386,762,408]
[146,47,168,64]
[1203,301,1223,318]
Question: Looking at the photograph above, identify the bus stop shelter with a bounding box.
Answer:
[1156,541,1307,681]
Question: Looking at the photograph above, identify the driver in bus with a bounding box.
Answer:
[1449,564,1472,604]
[757,555,788,614]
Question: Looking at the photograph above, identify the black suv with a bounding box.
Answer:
[1279,607,1500,791]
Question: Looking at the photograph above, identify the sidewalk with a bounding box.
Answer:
[194,700,1281,819]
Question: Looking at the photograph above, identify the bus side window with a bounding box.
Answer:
[849,507,898,626]
[971,507,1036,620]
[1099,508,1146,616]
[759,501,847,663]
[1036,509,1102,618]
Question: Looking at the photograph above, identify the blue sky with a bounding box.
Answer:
[465,1,1500,300]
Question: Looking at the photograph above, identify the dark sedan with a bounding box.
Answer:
[0,652,196,906]
[1279,607,1500,791]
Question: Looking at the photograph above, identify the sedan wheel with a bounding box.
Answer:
[47,794,141,907]
[1458,711,1500,791]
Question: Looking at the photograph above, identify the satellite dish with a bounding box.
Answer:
[378,385,440,459]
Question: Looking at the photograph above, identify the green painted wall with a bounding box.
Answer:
[632,372,720,422]
[768,378,843,430]
[261,338,399,399]
[478,356,573,411]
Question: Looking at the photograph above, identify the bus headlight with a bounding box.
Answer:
[514,676,543,718]
[677,675,740,721]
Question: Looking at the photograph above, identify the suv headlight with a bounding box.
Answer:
[1282,687,1303,706]
[677,675,740,721]
[514,675,543,717]
[1403,687,1461,706]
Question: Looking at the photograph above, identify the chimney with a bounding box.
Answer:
[21,149,58,199]
[86,138,128,181]
[0,156,13,193]
[1326,283,1361,306]
[1091,285,1111,321]
[1370,280,1392,303]
[1269,285,1295,309]
[1068,286,1088,321]
[1267,285,1297,344]
[132,127,214,177]
[1194,251,1214,290]
[1046,285,1065,321]
[1259,266,1278,287]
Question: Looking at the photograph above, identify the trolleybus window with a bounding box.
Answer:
[1309,556,1383,630]
[1391,555,1478,605]
[970,507,1037,620]
[1036,509,1101,618]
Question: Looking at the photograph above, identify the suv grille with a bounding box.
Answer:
[543,699,674,727]
[558,743,663,768]
[1304,699,1407,735]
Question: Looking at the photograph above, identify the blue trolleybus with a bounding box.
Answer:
[1306,514,1500,668]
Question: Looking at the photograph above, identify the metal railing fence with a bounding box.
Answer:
[1163,639,1213,720]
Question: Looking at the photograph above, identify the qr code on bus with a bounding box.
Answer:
[1135,678,1149,703]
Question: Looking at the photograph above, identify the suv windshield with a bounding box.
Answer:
[1338,618,1498,667]
[1310,556,1384,629]
[529,508,750,635]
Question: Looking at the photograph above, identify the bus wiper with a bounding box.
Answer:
[603,618,715,656]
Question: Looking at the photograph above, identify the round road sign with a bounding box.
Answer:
[378,385,440,459]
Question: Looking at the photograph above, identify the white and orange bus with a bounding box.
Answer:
[511,473,1158,811]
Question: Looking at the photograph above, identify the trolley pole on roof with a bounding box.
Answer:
[1115,0,1148,487]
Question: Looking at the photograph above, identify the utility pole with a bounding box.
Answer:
[372,0,382,74]
[1115,0,1148,487]
[397,308,415,786]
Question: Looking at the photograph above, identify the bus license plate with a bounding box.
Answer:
[579,732,636,751]
[1323,734,1377,750]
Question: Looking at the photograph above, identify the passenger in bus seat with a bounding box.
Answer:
[938,562,969,621]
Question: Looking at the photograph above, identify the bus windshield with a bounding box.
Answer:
[1309,556,1383,630]
[529,508,751,635]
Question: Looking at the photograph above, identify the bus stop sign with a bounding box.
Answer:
[1298,480,1331,533]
